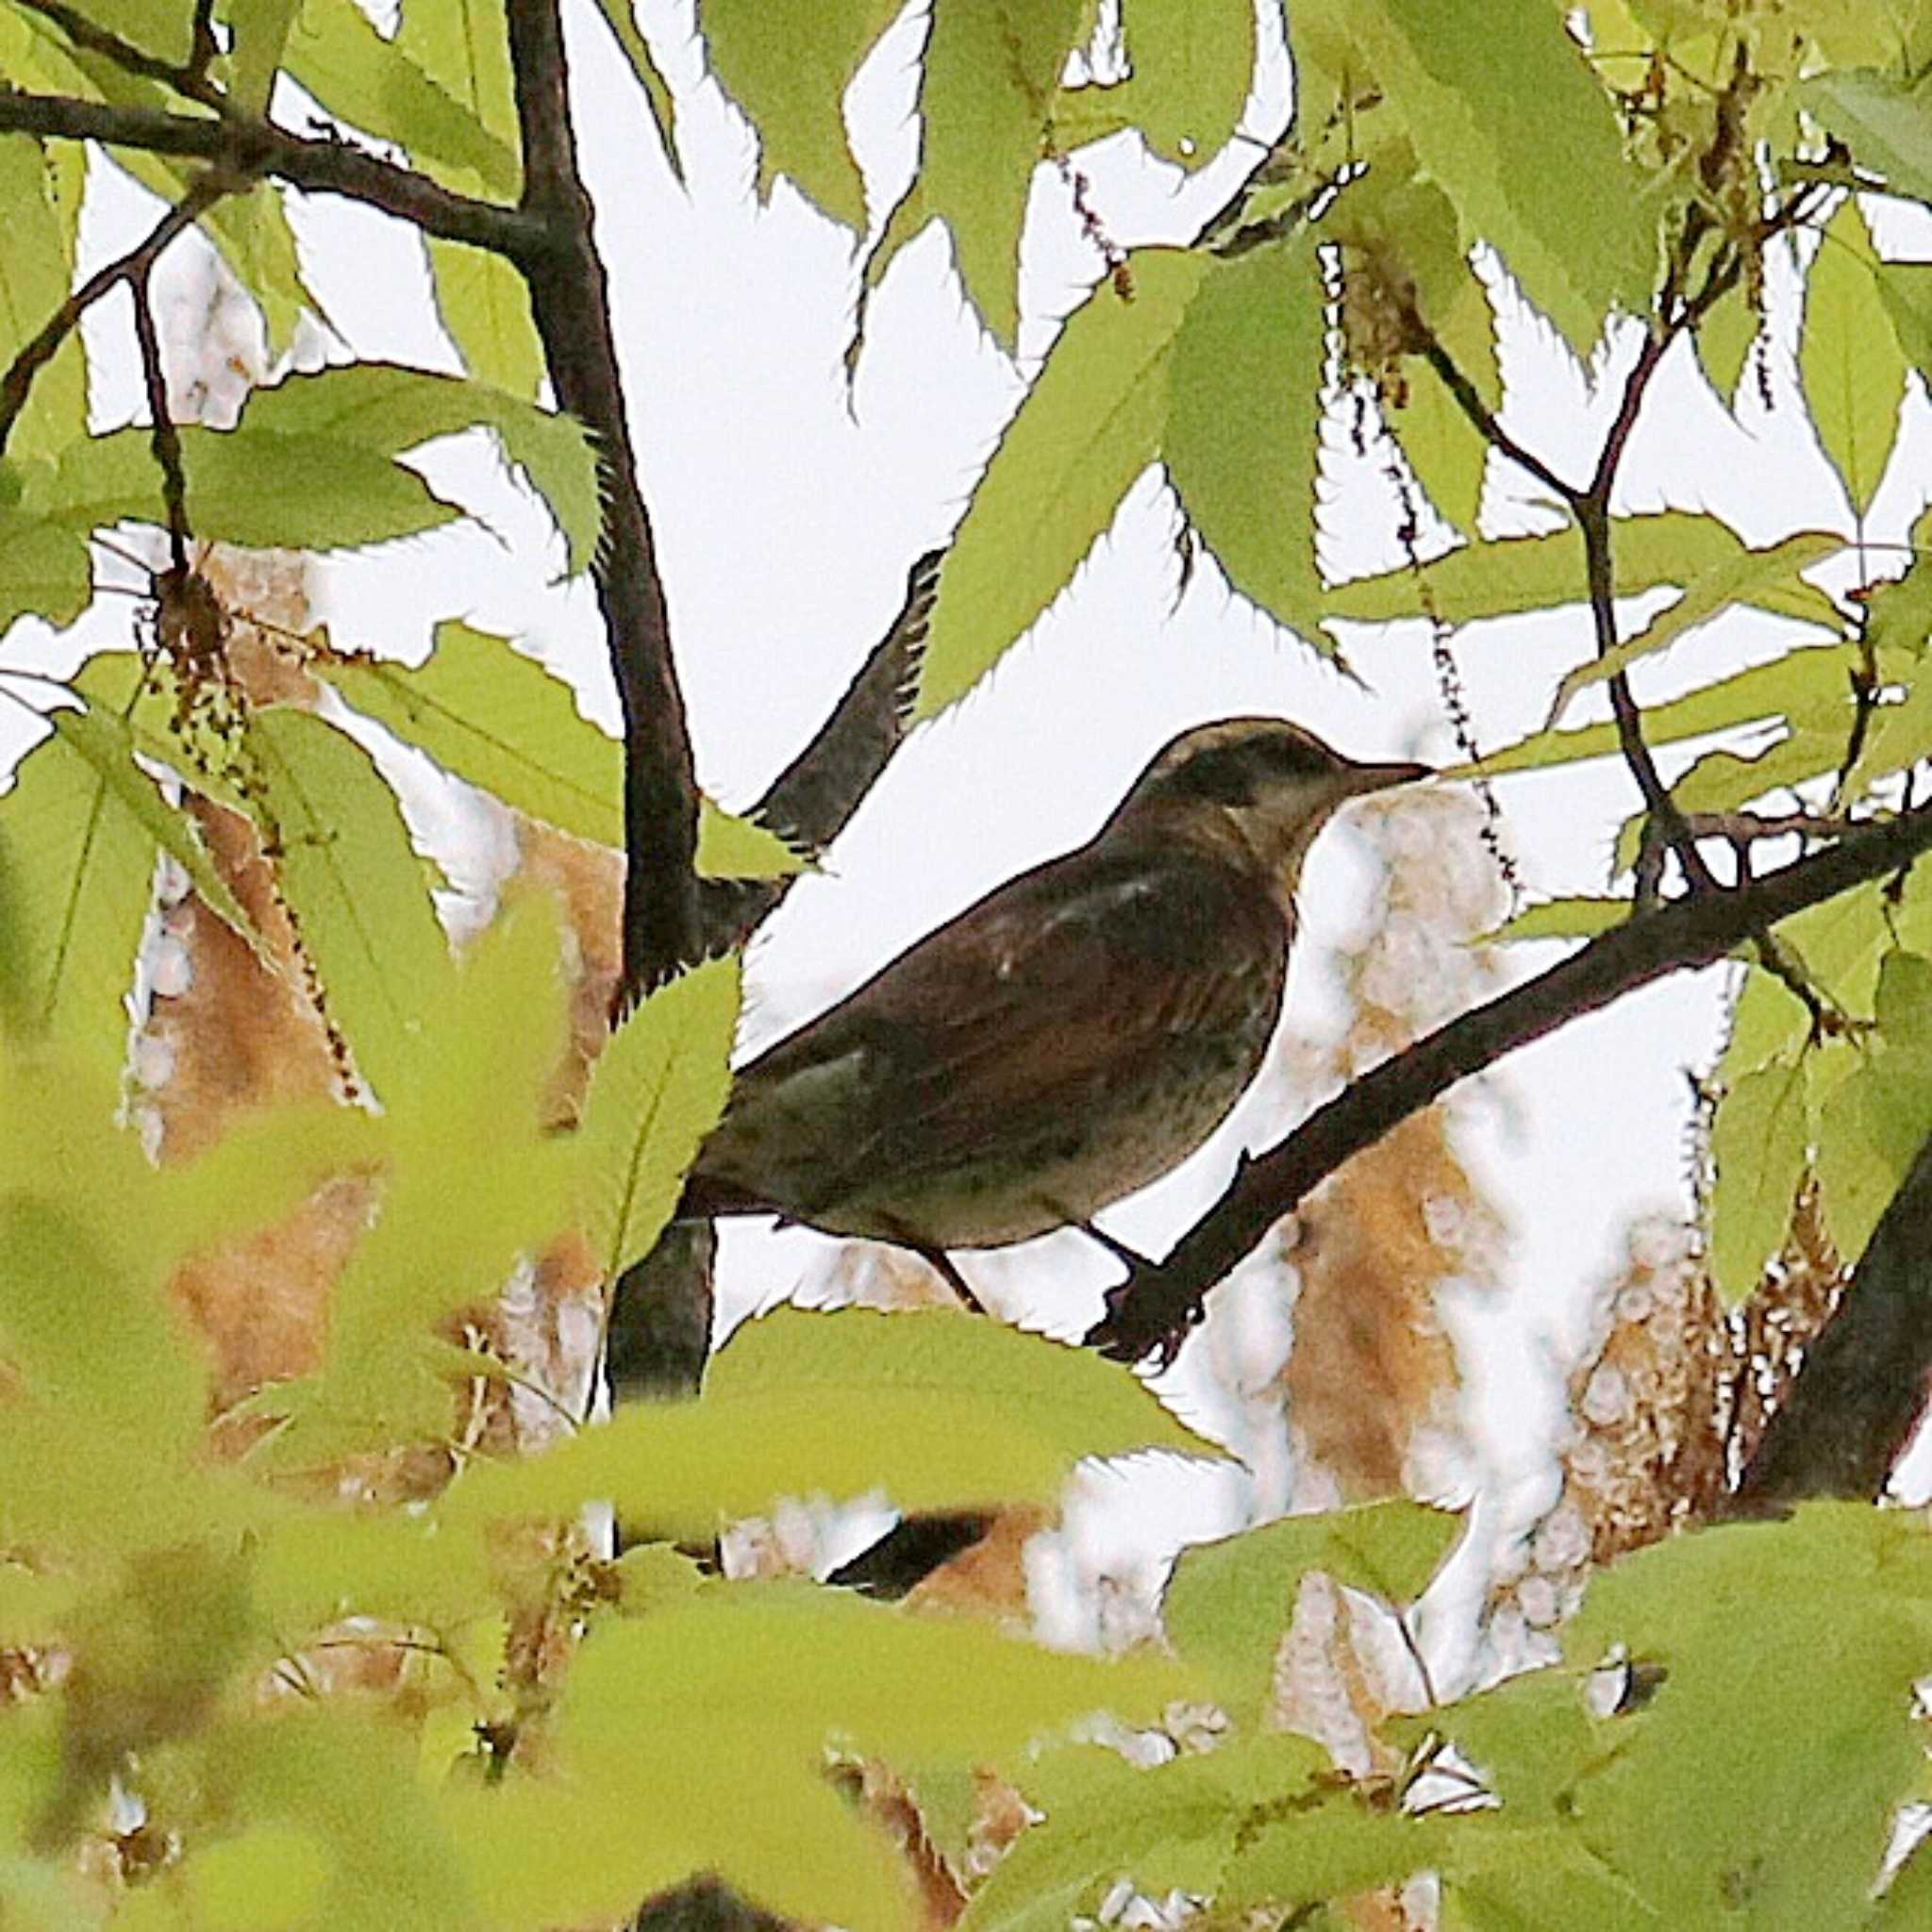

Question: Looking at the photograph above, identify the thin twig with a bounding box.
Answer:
[127,269,190,574]
[0,87,540,256]
[1088,797,1932,1362]
[0,168,232,460]
[1407,321,1578,506]
[12,0,229,113]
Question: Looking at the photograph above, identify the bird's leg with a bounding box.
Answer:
[914,1245,987,1316]
[871,1211,988,1314]
[1058,1211,1157,1274]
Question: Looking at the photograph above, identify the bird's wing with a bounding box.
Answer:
[698,841,1283,1219]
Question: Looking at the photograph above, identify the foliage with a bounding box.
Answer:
[2,0,1932,1924]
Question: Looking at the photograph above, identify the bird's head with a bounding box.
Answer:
[1108,717,1431,910]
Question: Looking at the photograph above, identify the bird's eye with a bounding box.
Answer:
[1258,733,1329,778]
[1163,742,1262,806]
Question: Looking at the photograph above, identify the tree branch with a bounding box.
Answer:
[127,266,189,574]
[1086,804,1932,1363]
[1407,323,1578,507]
[0,86,540,256]
[504,0,700,1008]
[695,549,941,949]
[1728,1131,1932,1510]
[0,167,232,460]
[12,0,229,113]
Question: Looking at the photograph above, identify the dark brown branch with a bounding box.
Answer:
[127,269,189,574]
[1576,496,1719,895]
[1573,242,1746,897]
[1087,802,1932,1363]
[1728,1131,1932,1510]
[695,549,941,949]
[187,0,217,87]
[0,86,539,256]
[503,0,700,1006]
[1407,323,1578,507]
[0,168,232,460]
[13,0,228,112]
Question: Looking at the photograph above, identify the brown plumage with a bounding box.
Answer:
[681,718,1428,1274]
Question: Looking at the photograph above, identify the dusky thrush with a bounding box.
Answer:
[680,717,1429,1289]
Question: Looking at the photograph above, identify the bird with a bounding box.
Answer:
[678,717,1430,1303]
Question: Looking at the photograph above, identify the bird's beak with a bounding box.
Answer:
[1340,758,1432,797]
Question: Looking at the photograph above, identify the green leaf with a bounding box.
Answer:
[425,242,546,401]
[0,493,92,639]
[255,910,575,1464]
[394,0,518,164]
[1861,499,1932,659]
[578,953,741,1281]
[243,708,454,1103]
[960,1735,1333,1932]
[316,620,624,842]
[315,623,802,875]
[1163,1500,1461,1725]
[1558,1507,1932,1923]
[254,1507,496,1640]
[1548,530,1843,724]
[455,1583,1185,1932]
[208,1713,479,1932]
[863,0,1087,349]
[224,363,600,572]
[0,139,84,463]
[1708,1057,1808,1303]
[702,0,901,230]
[1220,1786,1448,1910]
[1799,68,1932,208]
[1801,197,1908,518]
[1842,667,1932,802]
[0,1191,203,1457]
[0,716,158,1067]
[1339,0,1653,356]
[179,1823,333,1931]
[226,0,299,118]
[1455,643,1859,861]
[1164,235,1327,646]
[589,0,682,180]
[695,802,811,880]
[1101,0,1257,169]
[1480,896,1627,943]
[1877,258,1932,385]
[449,1305,1219,1536]
[1694,283,1761,410]
[1327,511,1838,632]
[920,248,1202,713]
[1816,948,1932,1259]
[33,425,463,553]
[280,0,520,197]
[51,700,258,949]
[1391,274,1497,532]
[922,240,1331,715]
[196,185,316,358]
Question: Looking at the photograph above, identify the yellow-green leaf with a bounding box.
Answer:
[1709,1058,1808,1303]
[1801,197,1908,518]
